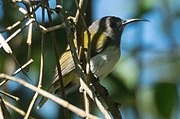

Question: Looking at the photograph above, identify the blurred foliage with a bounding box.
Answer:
[154,82,178,118]
[0,0,180,119]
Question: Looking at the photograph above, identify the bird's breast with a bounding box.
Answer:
[90,46,120,79]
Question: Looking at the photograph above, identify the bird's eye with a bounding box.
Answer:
[110,22,116,28]
[119,24,123,29]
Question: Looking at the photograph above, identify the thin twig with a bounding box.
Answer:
[74,0,91,116]
[79,78,112,119]
[56,0,89,90]
[0,73,100,119]
[11,54,31,81]
[13,59,33,75]
[0,91,19,101]
[3,99,35,119]
[27,16,33,63]
[0,97,11,119]
[83,91,90,119]
[24,3,45,118]
[73,1,122,118]
[91,79,122,119]
[0,33,12,54]
[74,0,88,25]
[38,23,66,33]
[47,1,70,118]
[0,59,33,87]
[11,1,28,15]
[0,18,35,48]
[0,16,28,33]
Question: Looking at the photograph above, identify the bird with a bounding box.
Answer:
[38,16,147,108]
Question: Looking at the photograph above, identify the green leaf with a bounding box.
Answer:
[154,82,178,119]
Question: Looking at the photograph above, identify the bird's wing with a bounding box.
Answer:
[84,31,110,57]
[38,49,76,108]
[38,31,110,108]
[60,49,76,75]
[53,31,110,83]
[52,48,76,84]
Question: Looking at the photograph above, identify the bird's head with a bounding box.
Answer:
[89,16,148,41]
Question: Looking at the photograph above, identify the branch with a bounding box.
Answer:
[0,73,99,119]
[3,99,35,119]
[79,78,112,118]
[47,2,70,118]
[91,77,122,119]
[24,3,46,118]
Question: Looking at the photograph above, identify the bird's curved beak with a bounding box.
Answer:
[122,19,149,26]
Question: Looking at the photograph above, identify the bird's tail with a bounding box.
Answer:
[37,82,60,109]
[37,80,79,109]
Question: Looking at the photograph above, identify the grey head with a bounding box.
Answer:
[88,16,148,41]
